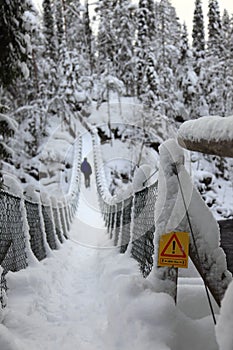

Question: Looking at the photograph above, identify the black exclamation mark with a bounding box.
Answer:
[172,241,176,254]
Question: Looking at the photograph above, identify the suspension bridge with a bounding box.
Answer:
[0,119,232,349]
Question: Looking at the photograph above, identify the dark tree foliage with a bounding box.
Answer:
[97,0,116,74]
[56,0,65,51]
[0,0,31,87]
[83,0,94,73]
[112,0,136,96]
[43,0,57,59]
[136,0,150,97]
[207,0,222,56]
[192,0,205,59]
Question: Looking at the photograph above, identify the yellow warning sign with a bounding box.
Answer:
[158,231,189,268]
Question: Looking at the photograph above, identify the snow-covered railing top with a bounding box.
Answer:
[178,115,233,157]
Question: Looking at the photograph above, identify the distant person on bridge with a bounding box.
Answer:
[81,157,92,188]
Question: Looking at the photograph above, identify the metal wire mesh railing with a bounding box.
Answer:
[0,191,27,273]
[0,136,82,308]
[92,132,158,278]
[25,200,47,261]
[131,184,157,277]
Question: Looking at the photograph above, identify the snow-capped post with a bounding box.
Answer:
[153,139,232,309]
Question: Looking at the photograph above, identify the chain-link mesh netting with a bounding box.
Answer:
[25,200,47,261]
[120,197,133,253]
[0,191,27,273]
[53,206,64,243]
[42,204,57,250]
[0,191,27,308]
[131,183,157,277]
[0,136,82,308]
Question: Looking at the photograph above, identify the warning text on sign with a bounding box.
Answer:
[158,231,189,269]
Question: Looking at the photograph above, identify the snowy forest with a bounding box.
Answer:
[0,0,233,217]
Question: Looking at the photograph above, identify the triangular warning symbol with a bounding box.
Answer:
[161,233,186,258]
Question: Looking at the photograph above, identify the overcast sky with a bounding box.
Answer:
[171,0,233,40]
[34,0,233,40]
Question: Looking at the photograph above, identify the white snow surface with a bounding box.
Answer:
[178,115,233,142]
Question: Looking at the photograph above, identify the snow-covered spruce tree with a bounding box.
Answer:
[220,9,233,116]
[142,49,159,111]
[192,0,205,66]
[204,0,224,115]
[58,49,91,117]
[96,0,117,75]
[207,0,222,56]
[0,100,17,184]
[63,0,93,80]
[83,0,94,74]
[146,0,156,42]
[135,0,151,98]
[42,0,57,60]
[176,23,198,121]
[0,0,31,90]
[112,0,136,96]
[63,0,84,53]
[153,0,182,119]
[15,4,43,106]
[0,0,34,181]
[41,0,62,103]
[191,0,209,116]
[55,0,65,59]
